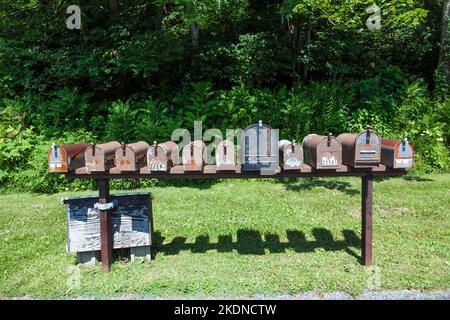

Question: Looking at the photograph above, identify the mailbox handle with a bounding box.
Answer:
[153,141,158,157]
[360,150,376,154]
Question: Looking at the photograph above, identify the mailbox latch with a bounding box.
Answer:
[94,199,118,211]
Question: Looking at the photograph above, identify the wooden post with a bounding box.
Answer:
[98,178,112,272]
[362,174,373,266]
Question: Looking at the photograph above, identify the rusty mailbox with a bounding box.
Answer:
[147,141,179,172]
[48,143,90,173]
[381,138,414,170]
[182,140,207,171]
[115,141,149,172]
[303,133,342,169]
[85,141,121,172]
[278,140,303,170]
[338,128,381,168]
[216,140,236,171]
[241,121,278,171]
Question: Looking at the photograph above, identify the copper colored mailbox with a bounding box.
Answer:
[216,140,236,171]
[48,143,90,173]
[85,141,121,172]
[303,134,342,169]
[241,121,279,171]
[381,138,414,170]
[147,141,179,172]
[182,140,207,171]
[115,141,149,172]
[338,128,381,168]
[278,140,303,170]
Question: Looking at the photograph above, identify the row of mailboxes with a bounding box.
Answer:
[48,125,414,173]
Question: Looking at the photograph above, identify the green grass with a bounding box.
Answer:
[0,174,449,298]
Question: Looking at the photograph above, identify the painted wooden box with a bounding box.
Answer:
[62,193,152,254]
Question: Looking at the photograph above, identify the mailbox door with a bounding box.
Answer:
[216,141,236,170]
[243,124,277,171]
[147,145,169,172]
[115,146,137,171]
[183,141,205,171]
[394,142,414,169]
[281,143,302,170]
[354,131,381,166]
[48,147,68,173]
[85,147,106,172]
[317,138,341,169]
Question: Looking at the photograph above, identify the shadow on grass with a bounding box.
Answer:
[152,228,362,263]
[280,178,359,196]
[374,175,434,183]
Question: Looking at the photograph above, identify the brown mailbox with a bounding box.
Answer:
[147,141,179,172]
[338,128,381,168]
[216,140,236,171]
[182,140,207,171]
[85,141,121,172]
[48,143,90,173]
[278,140,303,170]
[302,133,342,169]
[381,138,414,170]
[115,141,149,172]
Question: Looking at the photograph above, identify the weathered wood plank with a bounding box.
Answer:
[63,193,152,253]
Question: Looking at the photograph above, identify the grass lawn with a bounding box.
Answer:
[0,174,449,298]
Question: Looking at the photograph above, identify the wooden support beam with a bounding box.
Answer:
[362,175,373,266]
[98,178,112,272]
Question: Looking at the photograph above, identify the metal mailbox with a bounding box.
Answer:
[115,141,149,172]
[85,141,121,172]
[338,128,381,168]
[278,140,303,170]
[216,140,236,171]
[381,138,414,170]
[241,121,278,171]
[182,140,207,171]
[147,141,179,172]
[48,143,90,173]
[302,133,342,169]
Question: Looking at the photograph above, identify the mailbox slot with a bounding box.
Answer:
[302,134,342,169]
[147,141,179,172]
[278,140,303,170]
[182,140,207,171]
[115,141,149,172]
[338,128,381,168]
[48,143,90,173]
[85,141,121,172]
[241,121,278,171]
[381,138,414,170]
[216,140,236,171]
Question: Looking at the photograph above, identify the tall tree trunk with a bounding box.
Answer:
[109,0,119,12]
[185,1,200,72]
[438,0,450,85]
